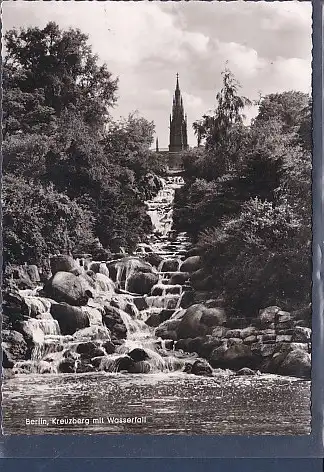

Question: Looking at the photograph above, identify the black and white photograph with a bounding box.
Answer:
[2,0,312,435]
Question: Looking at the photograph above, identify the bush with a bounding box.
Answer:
[196,198,310,314]
[3,174,96,265]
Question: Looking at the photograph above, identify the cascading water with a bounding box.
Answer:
[12,175,194,375]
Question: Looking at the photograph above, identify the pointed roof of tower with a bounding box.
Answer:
[176,72,180,91]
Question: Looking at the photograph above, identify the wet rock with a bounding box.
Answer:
[228,337,243,347]
[91,356,104,368]
[155,320,180,340]
[102,340,116,355]
[160,259,180,272]
[276,334,292,343]
[292,326,311,343]
[128,348,150,362]
[180,256,201,273]
[2,330,28,367]
[76,361,95,373]
[43,272,93,306]
[236,367,256,376]
[209,343,257,370]
[177,304,226,339]
[278,349,311,379]
[50,255,76,275]
[146,309,174,328]
[243,335,257,344]
[260,334,276,342]
[183,362,193,373]
[191,359,213,376]
[211,326,227,338]
[127,272,159,295]
[132,296,149,311]
[240,327,257,339]
[76,342,105,358]
[102,305,127,339]
[58,358,76,373]
[291,305,311,326]
[63,349,79,360]
[72,325,111,341]
[180,290,195,309]
[51,303,90,335]
[144,253,164,268]
[260,343,277,358]
[115,355,135,372]
[128,361,151,373]
[108,257,154,283]
[258,306,281,328]
[175,338,192,352]
[169,272,190,285]
[225,329,242,339]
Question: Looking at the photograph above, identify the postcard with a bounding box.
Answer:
[1,0,312,435]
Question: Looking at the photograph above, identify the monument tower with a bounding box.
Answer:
[169,73,188,152]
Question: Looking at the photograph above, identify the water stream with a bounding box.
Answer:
[2,175,311,435]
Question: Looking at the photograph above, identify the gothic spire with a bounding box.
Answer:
[169,73,188,152]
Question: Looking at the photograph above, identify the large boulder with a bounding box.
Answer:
[76,341,105,359]
[128,348,150,362]
[169,272,190,285]
[155,320,180,340]
[50,303,90,335]
[102,305,127,339]
[160,259,180,272]
[127,272,159,295]
[146,309,174,328]
[43,272,93,306]
[144,253,164,268]
[180,256,201,273]
[50,255,76,275]
[108,257,154,283]
[258,306,281,328]
[278,349,311,379]
[209,343,257,370]
[58,358,76,373]
[2,330,29,367]
[190,359,213,376]
[177,304,226,339]
[292,326,311,343]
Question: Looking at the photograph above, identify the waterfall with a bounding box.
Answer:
[12,175,194,375]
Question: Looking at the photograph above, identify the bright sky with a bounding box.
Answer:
[3,1,312,148]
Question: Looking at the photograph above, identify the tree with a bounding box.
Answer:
[192,119,205,147]
[4,22,118,131]
[253,91,309,131]
[3,174,96,265]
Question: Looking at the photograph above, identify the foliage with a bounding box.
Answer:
[196,198,310,314]
[4,21,118,131]
[3,23,163,265]
[175,69,312,313]
[3,174,96,265]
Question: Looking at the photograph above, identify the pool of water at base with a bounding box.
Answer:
[2,372,310,435]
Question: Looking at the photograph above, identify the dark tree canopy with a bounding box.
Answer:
[4,22,118,133]
[3,22,164,265]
